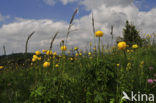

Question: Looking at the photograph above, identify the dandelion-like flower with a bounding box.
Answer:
[117,41,127,50]
[95,31,104,37]
[88,52,91,56]
[61,45,67,51]
[132,44,138,49]
[55,64,59,68]
[117,64,120,67]
[43,62,50,68]
[46,50,52,55]
[0,66,4,69]
[35,51,41,55]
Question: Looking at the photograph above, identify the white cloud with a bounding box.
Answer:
[0,13,10,22]
[60,0,77,5]
[43,0,56,6]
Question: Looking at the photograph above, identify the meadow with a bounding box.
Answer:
[0,39,156,103]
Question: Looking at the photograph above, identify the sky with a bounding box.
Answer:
[0,0,156,55]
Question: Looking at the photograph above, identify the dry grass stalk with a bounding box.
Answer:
[49,32,59,51]
[3,45,6,55]
[66,8,78,44]
[25,31,35,53]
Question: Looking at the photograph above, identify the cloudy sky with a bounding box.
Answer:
[0,0,156,55]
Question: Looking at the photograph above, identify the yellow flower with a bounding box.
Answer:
[93,48,96,50]
[33,55,38,59]
[32,55,38,62]
[55,64,59,68]
[53,52,57,56]
[46,50,52,55]
[43,62,50,68]
[0,66,4,69]
[95,31,104,37]
[117,41,127,50]
[32,58,37,62]
[117,64,120,67]
[42,49,47,53]
[132,44,138,49]
[127,50,130,53]
[37,57,41,61]
[79,53,82,56]
[130,50,134,52]
[74,47,78,51]
[88,52,91,56]
[35,51,41,55]
[140,61,144,65]
[75,53,79,56]
[70,58,73,61]
[61,45,67,51]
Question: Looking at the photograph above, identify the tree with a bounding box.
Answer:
[122,20,143,46]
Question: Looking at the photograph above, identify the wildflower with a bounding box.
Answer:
[33,55,38,59]
[53,52,57,56]
[0,66,4,69]
[46,50,52,55]
[127,50,130,53]
[74,47,78,51]
[75,53,79,56]
[43,62,50,68]
[88,52,91,56]
[132,44,138,49]
[140,61,144,65]
[37,57,41,61]
[32,58,37,62]
[117,41,127,50]
[61,45,67,51]
[55,64,59,68]
[117,64,120,67]
[147,79,153,84]
[93,48,96,51]
[70,58,73,61]
[153,79,156,82]
[35,51,41,55]
[79,53,82,56]
[42,49,47,53]
[95,31,104,37]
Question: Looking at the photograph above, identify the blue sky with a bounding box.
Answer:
[0,0,155,24]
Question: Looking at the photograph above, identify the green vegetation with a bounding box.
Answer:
[0,44,156,103]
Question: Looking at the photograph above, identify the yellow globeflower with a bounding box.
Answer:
[75,53,79,56]
[33,55,38,59]
[79,53,82,56]
[37,57,41,61]
[117,64,120,67]
[32,58,37,62]
[35,51,41,55]
[55,64,59,68]
[74,47,78,51]
[132,44,138,49]
[42,49,47,53]
[95,31,104,37]
[70,58,73,61]
[53,52,57,56]
[0,66,4,69]
[43,62,50,68]
[117,41,127,50]
[61,45,67,51]
[46,50,52,55]
[88,52,91,56]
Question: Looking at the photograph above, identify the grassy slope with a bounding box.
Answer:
[0,46,156,103]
